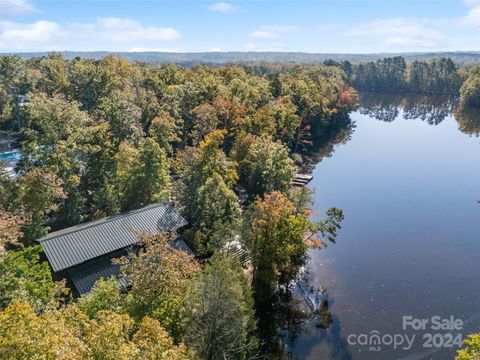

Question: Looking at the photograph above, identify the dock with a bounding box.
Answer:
[293,173,313,187]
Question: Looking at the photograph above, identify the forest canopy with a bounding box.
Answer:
[0,54,355,359]
[2,53,478,358]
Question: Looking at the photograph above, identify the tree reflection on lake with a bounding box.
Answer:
[358,91,480,137]
[301,93,480,173]
[455,104,480,137]
[285,92,480,360]
[301,113,356,170]
[358,92,458,125]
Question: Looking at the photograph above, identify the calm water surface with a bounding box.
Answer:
[289,94,480,360]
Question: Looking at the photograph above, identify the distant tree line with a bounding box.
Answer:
[322,56,463,93]
[320,56,480,110]
[8,50,480,66]
[238,57,480,103]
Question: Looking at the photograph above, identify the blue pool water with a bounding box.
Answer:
[0,149,22,162]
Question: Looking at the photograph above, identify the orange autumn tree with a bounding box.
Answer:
[245,190,343,307]
[248,191,312,305]
[0,209,24,259]
[119,232,200,342]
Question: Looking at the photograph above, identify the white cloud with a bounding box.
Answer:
[71,18,180,42]
[209,2,236,13]
[251,25,298,39]
[347,18,446,49]
[0,18,181,51]
[0,0,37,17]
[463,6,480,26]
[0,20,64,51]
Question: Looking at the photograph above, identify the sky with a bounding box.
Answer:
[0,0,479,53]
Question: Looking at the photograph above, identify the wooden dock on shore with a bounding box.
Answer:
[293,173,313,187]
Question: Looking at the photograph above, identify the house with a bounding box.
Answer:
[38,203,191,296]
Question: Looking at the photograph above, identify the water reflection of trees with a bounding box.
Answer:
[277,287,353,360]
[358,92,458,125]
[455,105,480,136]
[301,93,480,169]
[358,91,480,136]
[258,267,339,358]
[257,256,355,360]
[301,113,356,169]
[287,94,479,359]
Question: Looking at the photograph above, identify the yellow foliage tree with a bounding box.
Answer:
[0,301,192,360]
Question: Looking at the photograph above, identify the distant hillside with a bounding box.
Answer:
[3,51,480,65]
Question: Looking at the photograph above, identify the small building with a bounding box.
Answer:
[38,203,190,296]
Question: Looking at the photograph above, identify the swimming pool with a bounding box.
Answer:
[0,149,22,162]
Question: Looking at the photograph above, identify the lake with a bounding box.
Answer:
[287,93,480,360]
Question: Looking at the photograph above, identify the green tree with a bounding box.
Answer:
[36,54,70,96]
[18,168,66,242]
[126,138,171,210]
[82,310,138,359]
[0,168,24,257]
[183,256,257,360]
[69,57,121,111]
[81,122,120,218]
[0,209,24,259]
[460,67,480,107]
[0,246,68,311]
[270,96,300,149]
[96,91,144,146]
[112,139,171,211]
[114,141,140,209]
[21,93,91,226]
[175,130,238,222]
[148,110,180,155]
[192,173,241,256]
[244,190,343,344]
[0,55,34,130]
[77,277,122,319]
[241,136,294,198]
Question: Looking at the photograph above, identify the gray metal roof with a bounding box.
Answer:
[68,240,194,296]
[39,203,187,272]
[67,251,127,296]
[174,239,195,256]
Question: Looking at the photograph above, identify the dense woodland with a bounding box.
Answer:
[1,54,480,359]
[0,54,355,359]
[350,57,462,93]
[324,56,480,110]
[235,57,480,106]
